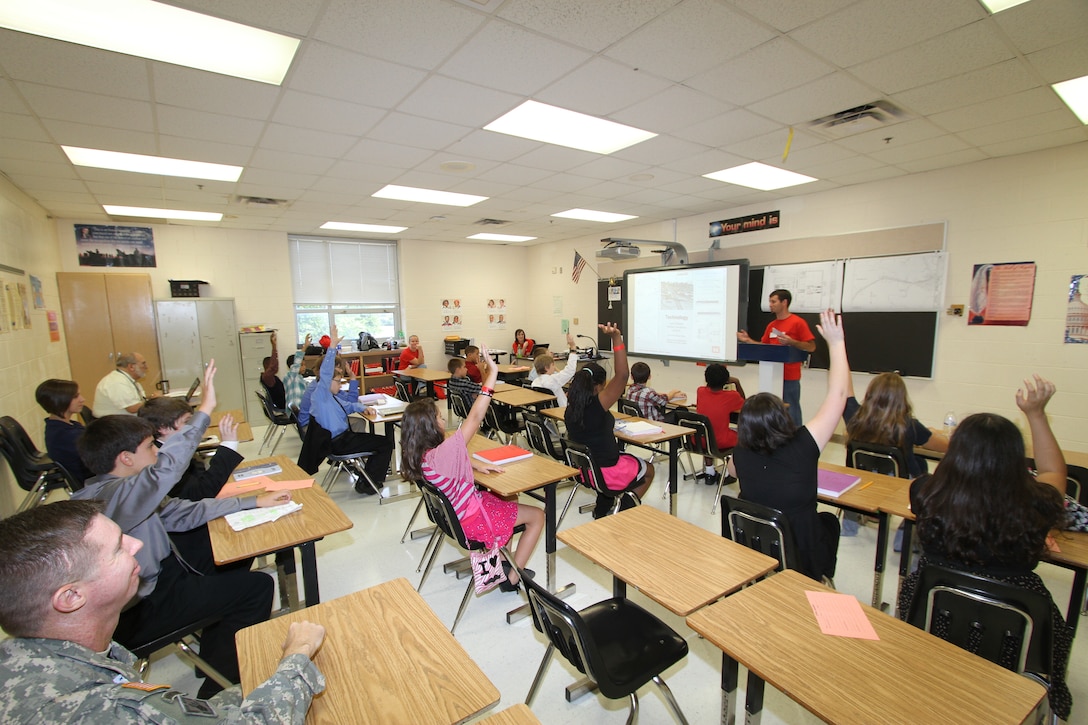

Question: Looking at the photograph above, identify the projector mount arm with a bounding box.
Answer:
[599,238,688,266]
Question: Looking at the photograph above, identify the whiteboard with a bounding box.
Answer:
[761,261,843,313]
[842,252,946,312]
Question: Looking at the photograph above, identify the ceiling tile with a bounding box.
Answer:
[957,109,1080,147]
[612,85,734,134]
[396,76,521,128]
[679,108,782,148]
[152,65,279,119]
[748,72,878,125]
[892,58,1037,116]
[993,0,1088,55]
[259,123,358,158]
[928,87,1064,133]
[271,90,386,136]
[156,106,265,147]
[538,58,673,117]
[40,119,157,155]
[169,0,325,36]
[686,38,834,106]
[287,43,426,108]
[366,112,472,151]
[497,0,681,52]
[726,0,858,33]
[17,83,153,131]
[0,30,151,100]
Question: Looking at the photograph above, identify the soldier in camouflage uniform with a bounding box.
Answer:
[0,501,326,723]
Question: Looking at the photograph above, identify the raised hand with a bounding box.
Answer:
[198,359,218,415]
[218,413,238,442]
[598,322,622,340]
[1015,374,1056,415]
[815,309,844,344]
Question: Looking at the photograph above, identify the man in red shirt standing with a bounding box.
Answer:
[737,288,815,426]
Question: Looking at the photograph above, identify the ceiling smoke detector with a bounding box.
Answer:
[807,101,906,139]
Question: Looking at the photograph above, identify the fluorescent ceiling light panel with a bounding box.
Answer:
[977,0,1032,13]
[485,100,657,154]
[1053,75,1088,125]
[103,205,222,221]
[321,222,407,233]
[63,146,242,181]
[467,233,536,242]
[372,184,487,207]
[0,0,299,85]
[703,162,817,191]
[551,208,638,223]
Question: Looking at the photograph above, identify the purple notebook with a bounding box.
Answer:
[817,469,862,498]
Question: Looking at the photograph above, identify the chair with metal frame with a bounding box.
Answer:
[414,478,525,634]
[720,495,799,577]
[905,563,1058,723]
[521,409,564,462]
[393,377,417,403]
[0,416,77,511]
[560,439,644,526]
[484,403,525,447]
[448,388,472,424]
[518,559,690,724]
[616,397,641,419]
[846,440,909,479]
[129,616,232,692]
[1027,457,1088,504]
[254,389,294,456]
[673,409,734,513]
[296,417,381,495]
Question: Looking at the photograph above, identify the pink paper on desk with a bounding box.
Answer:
[216,476,314,499]
[805,590,879,640]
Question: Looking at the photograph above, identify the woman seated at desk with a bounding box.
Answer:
[512,329,534,359]
[729,310,849,585]
[898,375,1073,720]
[35,379,94,487]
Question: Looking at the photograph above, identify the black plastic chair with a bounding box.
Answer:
[846,440,910,479]
[673,409,734,512]
[0,416,76,511]
[129,616,232,691]
[414,478,524,633]
[484,403,524,447]
[560,439,644,526]
[393,377,418,403]
[448,389,471,423]
[1027,457,1088,503]
[617,397,642,418]
[522,409,563,462]
[79,405,96,426]
[905,564,1056,716]
[254,389,294,456]
[520,562,690,724]
[720,495,799,576]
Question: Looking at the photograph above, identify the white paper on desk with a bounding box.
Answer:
[616,420,663,436]
[224,502,303,531]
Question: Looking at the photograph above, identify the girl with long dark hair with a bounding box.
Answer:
[898,375,1072,719]
[564,323,653,518]
[729,309,849,583]
[400,344,543,590]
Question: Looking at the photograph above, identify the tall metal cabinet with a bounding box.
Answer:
[154,298,244,415]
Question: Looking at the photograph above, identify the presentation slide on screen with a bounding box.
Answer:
[627,264,741,362]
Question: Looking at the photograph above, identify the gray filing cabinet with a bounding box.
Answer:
[240,331,274,421]
[154,298,244,415]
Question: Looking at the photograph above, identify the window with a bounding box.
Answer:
[288,235,400,346]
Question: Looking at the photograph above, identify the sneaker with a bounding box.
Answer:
[841,515,860,537]
[892,522,905,553]
[703,472,720,486]
[499,562,534,592]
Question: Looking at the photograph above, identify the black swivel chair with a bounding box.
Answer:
[905,564,1058,720]
[720,495,800,577]
[519,562,690,724]
[0,416,77,511]
[560,439,644,526]
[129,616,232,692]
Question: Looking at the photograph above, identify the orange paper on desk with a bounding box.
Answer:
[805,590,879,640]
[216,476,315,498]
[473,445,533,466]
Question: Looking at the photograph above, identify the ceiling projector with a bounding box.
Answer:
[597,245,641,260]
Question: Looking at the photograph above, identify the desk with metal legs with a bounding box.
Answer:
[613,418,690,516]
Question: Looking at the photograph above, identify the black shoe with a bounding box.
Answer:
[354,484,376,495]
[499,562,534,592]
[703,472,720,486]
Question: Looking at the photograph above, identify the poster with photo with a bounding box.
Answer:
[16,283,30,328]
[75,224,156,267]
[47,311,60,342]
[440,313,462,331]
[968,261,1035,326]
[1065,275,1088,344]
[487,312,507,330]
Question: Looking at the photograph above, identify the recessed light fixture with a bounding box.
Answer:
[551,208,638,223]
[468,233,536,242]
[1053,75,1088,125]
[703,162,817,191]
[103,205,222,221]
[0,0,299,85]
[372,184,487,207]
[321,221,407,233]
[440,160,476,173]
[977,0,1031,13]
[485,100,657,154]
[63,146,242,181]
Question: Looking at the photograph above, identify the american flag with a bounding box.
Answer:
[572,250,587,283]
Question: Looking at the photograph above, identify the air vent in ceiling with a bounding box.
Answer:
[234,195,290,208]
[475,218,509,226]
[807,100,906,139]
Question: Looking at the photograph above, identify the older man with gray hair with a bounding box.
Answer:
[94,352,149,416]
[0,500,327,723]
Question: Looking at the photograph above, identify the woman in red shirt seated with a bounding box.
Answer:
[511,329,534,358]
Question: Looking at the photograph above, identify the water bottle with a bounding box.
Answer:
[943,412,956,437]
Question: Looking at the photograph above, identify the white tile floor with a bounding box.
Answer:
[147,415,1086,724]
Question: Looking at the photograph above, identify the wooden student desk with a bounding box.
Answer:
[204,408,254,444]
[207,455,353,609]
[237,578,500,725]
[467,435,578,602]
[879,485,1088,632]
[540,406,635,423]
[491,386,556,409]
[816,461,908,609]
[613,417,691,516]
[393,367,450,398]
[687,570,1047,725]
[559,505,777,616]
